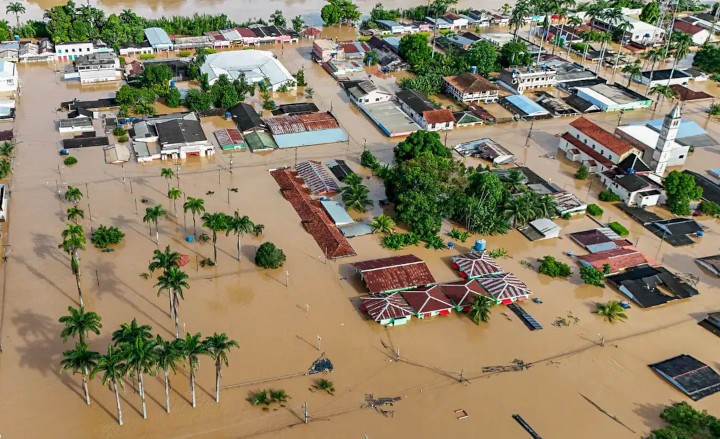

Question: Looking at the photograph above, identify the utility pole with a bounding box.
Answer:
[617,109,625,127]
[85,182,90,199]
[121,163,125,182]
[317,335,322,351]
[302,402,308,424]
[523,121,534,165]
[363,138,367,151]
[176,164,180,189]
[229,153,233,174]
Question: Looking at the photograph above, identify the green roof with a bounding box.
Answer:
[245,130,277,151]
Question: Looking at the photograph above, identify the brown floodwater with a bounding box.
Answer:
[2,33,720,439]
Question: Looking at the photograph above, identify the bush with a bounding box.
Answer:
[608,221,629,237]
[117,134,129,143]
[91,225,125,248]
[598,190,621,202]
[710,103,720,116]
[113,127,127,136]
[360,150,379,169]
[255,242,286,269]
[587,204,603,217]
[382,232,420,250]
[63,156,78,166]
[178,50,192,57]
[700,200,720,218]
[575,164,588,180]
[580,266,606,287]
[448,228,468,242]
[206,48,217,54]
[139,54,155,60]
[538,256,572,278]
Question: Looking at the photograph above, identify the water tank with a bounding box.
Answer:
[644,33,650,38]
[473,239,486,251]
[526,67,531,72]
[186,236,195,242]
[513,68,518,74]
[170,80,175,88]
[225,112,231,119]
[697,230,704,237]
[470,65,477,73]
[541,65,547,71]
[14,35,19,41]
[448,242,455,248]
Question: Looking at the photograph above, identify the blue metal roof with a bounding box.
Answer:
[383,36,400,49]
[627,119,707,138]
[320,200,355,226]
[145,27,173,47]
[272,128,348,148]
[505,95,549,116]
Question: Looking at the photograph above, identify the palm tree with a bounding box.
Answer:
[168,187,182,217]
[253,223,265,237]
[183,197,205,238]
[595,7,625,74]
[0,158,10,179]
[143,205,168,245]
[225,211,254,262]
[90,345,126,425]
[595,300,628,323]
[6,2,26,28]
[121,336,157,419]
[67,206,85,224]
[202,212,228,264]
[608,18,632,84]
[160,167,174,192]
[532,193,558,218]
[469,295,496,324]
[343,173,363,187]
[510,0,530,40]
[154,336,185,413]
[204,333,239,403]
[370,214,395,234]
[622,61,643,87]
[536,0,560,63]
[342,184,372,212]
[155,267,190,338]
[503,194,537,227]
[112,318,153,346]
[650,84,678,111]
[60,343,100,405]
[501,2,512,14]
[178,333,210,408]
[59,224,86,306]
[566,15,583,59]
[504,169,526,193]
[0,141,14,157]
[148,245,180,274]
[59,306,102,345]
[666,31,692,87]
[644,46,667,94]
[65,185,83,203]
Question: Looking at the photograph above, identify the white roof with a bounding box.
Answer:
[0,61,16,78]
[200,50,294,86]
[624,16,664,34]
[576,86,617,107]
[615,124,683,151]
[530,218,560,235]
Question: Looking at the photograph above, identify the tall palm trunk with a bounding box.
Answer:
[190,368,196,407]
[192,215,197,238]
[215,360,221,403]
[595,39,607,74]
[553,20,564,55]
[168,287,174,319]
[82,367,90,405]
[173,199,177,217]
[154,220,160,245]
[212,233,218,263]
[164,367,171,413]
[237,234,242,262]
[173,292,180,338]
[581,43,588,67]
[174,305,180,338]
[113,380,124,425]
[75,273,84,308]
[645,60,657,95]
[138,368,147,419]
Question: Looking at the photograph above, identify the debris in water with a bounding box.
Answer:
[363,393,402,417]
[483,359,531,373]
[308,354,333,375]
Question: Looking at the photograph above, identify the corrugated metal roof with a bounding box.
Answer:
[145,27,173,46]
[362,293,413,322]
[298,112,340,130]
[295,160,339,195]
[505,95,549,116]
[353,255,436,294]
[451,252,503,279]
[320,200,354,226]
[213,129,244,147]
[273,128,348,149]
[401,285,454,315]
[437,279,487,309]
[477,273,532,301]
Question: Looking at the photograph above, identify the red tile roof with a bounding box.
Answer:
[401,285,455,315]
[673,21,705,35]
[361,293,413,322]
[451,252,503,279]
[302,27,322,36]
[235,27,257,38]
[270,168,355,259]
[352,255,436,294]
[562,133,613,168]
[577,246,659,274]
[570,117,635,156]
[477,273,532,302]
[423,109,456,125]
[437,279,487,309]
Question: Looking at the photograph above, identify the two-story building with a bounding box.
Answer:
[55,41,93,61]
[443,72,499,103]
[558,116,639,174]
[312,39,343,63]
[397,89,455,131]
[599,154,662,207]
[343,80,393,105]
[64,52,121,84]
[0,61,18,93]
[498,66,557,94]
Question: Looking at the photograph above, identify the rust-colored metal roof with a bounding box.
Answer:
[401,285,454,315]
[561,133,613,168]
[213,129,244,147]
[298,112,340,131]
[451,252,503,279]
[577,246,659,274]
[361,293,413,322]
[670,84,712,102]
[302,27,322,36]
[295,160,339,195]
[570,117,635,156]
[352,255,436,294]
[443,73,499,93]
[423,109,456,125]
[437,279,487,309]
[270,168,355,259]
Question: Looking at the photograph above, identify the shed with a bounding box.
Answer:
[437,279,488,312]
[699,312,720,337]
[213,129,245,150]
[451,252,503,279]
[103,144,131,164]
[62,135,110,149]
[244,130,277,152]
[401,285,454,318]
[325,159,354,182]
[340,223,375,237]
[502,95,550,119]
[320,200,354,226]
[360,293,413,326]
[606,265,698,308]
[145,27,174,50]
[650,355,720,401]
[477,273,532,305]
[518,218,561,241]
[229,102,264,133]
[696,254,720,277]
[295,161,339,195]
[352,255,436,294]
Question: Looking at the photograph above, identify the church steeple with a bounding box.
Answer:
[652,103,681,176]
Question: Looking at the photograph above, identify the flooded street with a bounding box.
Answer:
[2,25,720,439]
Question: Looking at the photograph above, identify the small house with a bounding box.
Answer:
[401,285,455,318]
[156,119,214,159]
[320,200,354,226]
[213,128,246,150]
[607,265,698,308]
[477,273,532,305]
[0,61,18,93]
[437,279,488,312]
[650,354,720,400]
[145,27,174,51]
[577,246,658,274]
[451,252,503,279]
[352,255,436,294]
[360,293,413,326]
[696,254,720,277]
[518,218,561,241]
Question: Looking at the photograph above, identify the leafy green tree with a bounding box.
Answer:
[503,169,526,193]
[664,170,703,215]
[500,41,533,67]
[205,332,239,403]
[178,332,210,408]
[575,164,589,180]
[650,84,678,111]
[121,336,157,419]
[255,242,286,269]
[370,214,395,234]
[154,336,185,413]
[7,2,26,28]
[184,89,215,111]
[502,193,539,227]
[693,44,720,73]
[59,306,102,345]
[65,185,83,203]
[60,343,100,405]
[464,41,499,76]
[160,167,174,192]
[639,1,660,23]
[342,183,372,212]
[700,200,720,218]
[143,204,168,245]
[59,223,86,306]
[168,187,182,216]
[148,245,180,274]
[580,266,606,287]
[165,87,181,108]
[270,9,286,27]
[650,402,718,438]
[294,68,306,87]
[361,150,379,169]
[91,225,125,248]
[292,15,304,32]
[225,211,254,262]
[621,61,643,87]
[91,345,126,425]
[469,295,495,324]
[598,190,621,202]
[111,318,152,346]
[398,33,432,67]
[595,301,628,323]
[141,64,173,87]
[321,1,342,25]
[155,267,190,338]
[305,87,315,100]
[395,130,449,162]
[538,256,572,277]
[183,197,206,238]
[201,212,228,264]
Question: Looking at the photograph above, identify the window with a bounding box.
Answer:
[58,49,62,53]
[71,48,76,52]
[679,155,685,159]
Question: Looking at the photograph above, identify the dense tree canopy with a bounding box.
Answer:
[499,41,533,67]
[398,34,433,68]
[394,131,450,162]
[664,170,703,216]
[639,1,661,24]
[693,45,720,74]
